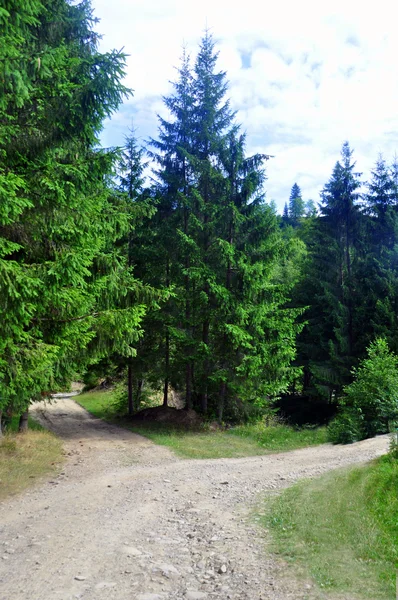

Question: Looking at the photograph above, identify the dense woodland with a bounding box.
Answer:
[2,0,398,441]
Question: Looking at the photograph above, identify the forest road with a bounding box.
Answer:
[0,396,389,600]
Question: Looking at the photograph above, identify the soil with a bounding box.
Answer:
[131,406,203,428]
[0,394,389,600]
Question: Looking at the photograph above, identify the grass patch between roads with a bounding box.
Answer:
[0,419,63,501]
[74,389,116,420]
[264,455,398,600]
[77,390,328,459]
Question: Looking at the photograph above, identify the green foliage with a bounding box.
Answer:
[328,338,398,443]
[339,338,398,440]
[327,409,362,444]
[0,0,148,422]
[288,182,305,225]
[389,424,398,460]
[5,6,398,434]
[304,199,317,217]
[141,33,301,420]
[291,142,363,400]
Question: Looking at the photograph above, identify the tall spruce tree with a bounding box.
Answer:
[356,155,398,353]
[116,130,155,415]
[188,31,236,413]
[212,132,302,419]
[390,156,398,205]
[147,47,196,407]
[289,183,305,226]
[282,202,290,226]
[143,32,301,420]
[0,0,147,430]
[295,142,362,398]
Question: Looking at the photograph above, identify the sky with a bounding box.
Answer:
[92,0,398,212]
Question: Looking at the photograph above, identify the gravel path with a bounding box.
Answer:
[0,396,389,600]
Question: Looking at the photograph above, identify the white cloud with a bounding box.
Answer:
[93,0,398,210]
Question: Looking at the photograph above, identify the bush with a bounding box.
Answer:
[221,396,271,425]
[389,420,398,459]
[327,409,362,444]
[329,338,398,444]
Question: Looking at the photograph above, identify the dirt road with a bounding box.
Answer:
[0,396,389,600]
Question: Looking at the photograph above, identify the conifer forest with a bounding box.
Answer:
[2,0,398,444]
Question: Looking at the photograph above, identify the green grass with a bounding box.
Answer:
[231,421,328,452]
[264,455,398,599]
[129,425,271,459]
[7,415,47,432]
[0,425,63,500]
[74,389,118,419]
[76,390,328,459]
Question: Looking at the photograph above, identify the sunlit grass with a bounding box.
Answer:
[77,390,327,459]
[0,424,63,500]
[264,455,398,599]
[231,421,328,452]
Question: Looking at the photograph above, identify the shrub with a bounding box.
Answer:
[327,409,362,444]
[329,338,398,444]
[389,420,398,459]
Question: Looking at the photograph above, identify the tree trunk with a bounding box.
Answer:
[136,379,143,410]
[218,381,226,424]
[163,331,170,407]
[163,379,169,408]
[345,225,354,356]
[164,255,171,409]
[200,172,211,413]
[303,366,311,391]
[0,410,3,439]
[127,191,135,417]
[185,363,192,410]
[127,364,134,416]
[200,318,209,413]
[182,164,193,411]
[199,389,208,413]
[18,409,29,433]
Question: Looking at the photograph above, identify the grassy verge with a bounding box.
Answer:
[231,421,328,452]
[74,389,117,419]
[0,419,63,501]
[264,455,398,599]
[76,390,327,459]
[129,425,270,459]
[8,415,47,432]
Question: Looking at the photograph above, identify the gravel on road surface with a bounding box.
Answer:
[0,396,389,600]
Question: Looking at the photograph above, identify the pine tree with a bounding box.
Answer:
[305,199,317,217]
[290,183,302,200]
[365,155,393,217]
[115,129,155,415]
[0,0,146,428]
[282,202,290,225]
[390,155,398,205]
[356,155,398,353]
[188,31,237,413]
[147,47,197,408]
[143,33,301,420]
[296,142,362,398]
[289,183,305,225]
[212,132,302,418]
[118,130,147,201]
